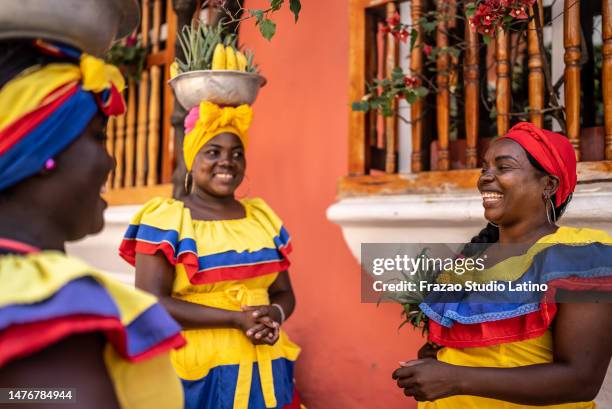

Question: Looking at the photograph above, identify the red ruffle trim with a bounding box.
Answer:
[429,276,612,348]
[120,239,293,285]
[0,314,185,367]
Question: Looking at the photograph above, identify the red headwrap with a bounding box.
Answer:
[500,122,577,207]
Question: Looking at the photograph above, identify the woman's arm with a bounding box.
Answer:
[268,271,296,322]
[247,271,296,324]
[135,252,248,330]
[393,301,612,404]
[0,333,120,409]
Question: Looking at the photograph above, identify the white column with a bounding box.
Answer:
[398,1,413,173]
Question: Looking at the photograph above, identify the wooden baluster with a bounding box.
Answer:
[410,0,424,172]
[564,0,581,159]
[124,80,136,187]
[385,2,398,174]
[105,117,115,190]
[113,111,126,189]
[602,0,612,159]
[348,0,366,175]
[148,0,162,186]
[528,0,544,128]
[376,22,386,150]
[496,29,511,136]
[436,0,450,170]
[464,1,479,169]
[162,0,178,183]
[136,0,150,187]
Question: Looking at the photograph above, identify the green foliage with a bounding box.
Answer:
[106,42,146,82]
[379,248,437,335]
[259,18,277,40]
[247,0,301,41]
[176,22,224,72]
[289,0,301,22]
[352,67,429,117]
[175,21,257,73]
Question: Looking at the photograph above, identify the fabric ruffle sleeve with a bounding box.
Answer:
[0,252,185,367]
[244,197,293,260]
[421,227,612,348]
[119,197,199,275]
[119,197,293,285]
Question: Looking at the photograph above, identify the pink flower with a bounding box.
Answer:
[184,106,200,134]
[423,44,433,57]
[126,32,137,47]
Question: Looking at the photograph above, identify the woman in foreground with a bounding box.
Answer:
[0,39,185,409]
[393,122,612,408]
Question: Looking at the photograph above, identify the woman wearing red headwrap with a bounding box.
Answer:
[393,123,612,408]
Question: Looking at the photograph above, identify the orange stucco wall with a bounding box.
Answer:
[240,2,421,407]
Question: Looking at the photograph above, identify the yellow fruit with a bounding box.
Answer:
[212,43,226,70]
[170,62,179,79]
[236,51,248,71]
[225,46,238,70]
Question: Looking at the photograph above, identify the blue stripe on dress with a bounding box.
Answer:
[0,276,182,358]
[420,242,612,327]
[124,223,290,271]
[181,358,295,409]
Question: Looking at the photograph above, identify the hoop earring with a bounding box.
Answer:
[546,197,557,225]
[184,172,192,194]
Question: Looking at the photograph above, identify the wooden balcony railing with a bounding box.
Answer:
[345,0,612,197]
[104,0,178,205]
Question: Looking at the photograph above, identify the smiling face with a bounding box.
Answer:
[478,138,557,227]
[191,132,246,198]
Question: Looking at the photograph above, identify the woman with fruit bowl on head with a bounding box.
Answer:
[119,99,302,409]
[392,122,612,408]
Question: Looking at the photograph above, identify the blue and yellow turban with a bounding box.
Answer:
[183,101,253,171]
[0,40,126,191]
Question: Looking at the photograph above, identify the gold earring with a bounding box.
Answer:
[184,173,191,194]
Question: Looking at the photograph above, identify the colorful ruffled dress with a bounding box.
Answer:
[419,227,612,409]
[0,247,186,409]
[120,197,301,409]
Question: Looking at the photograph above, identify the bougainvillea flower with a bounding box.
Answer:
[386,11,401,28]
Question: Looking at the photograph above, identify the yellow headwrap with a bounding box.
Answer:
[0,55,125,130]
[183,101,253,171]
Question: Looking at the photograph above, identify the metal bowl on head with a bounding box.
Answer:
[0,0,140,57]
[169,70,267,110]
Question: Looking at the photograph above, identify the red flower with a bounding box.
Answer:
[423,44,433,57]
[398,29,409,43]
[404,76,420,88]
[386,11,401,28]
[511,6,529,19]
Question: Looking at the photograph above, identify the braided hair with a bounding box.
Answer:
[461,151,572,257]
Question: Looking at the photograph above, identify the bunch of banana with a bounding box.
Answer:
[212,44,248,71]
